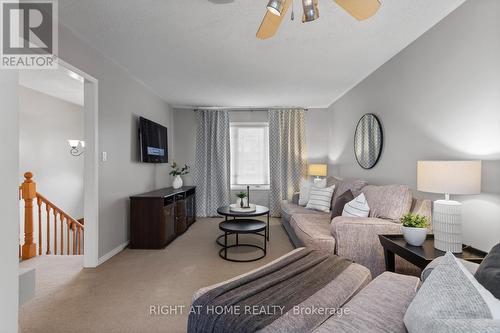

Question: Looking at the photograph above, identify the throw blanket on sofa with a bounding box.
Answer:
[188,249,352,333]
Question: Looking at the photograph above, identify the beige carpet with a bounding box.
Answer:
[20,217,294,333]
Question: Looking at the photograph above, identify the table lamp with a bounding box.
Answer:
[308,164,327,184]
[417,161,481,253]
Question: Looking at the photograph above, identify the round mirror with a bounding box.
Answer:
[354,114,383,169]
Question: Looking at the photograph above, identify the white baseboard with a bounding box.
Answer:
[98,241,129,266]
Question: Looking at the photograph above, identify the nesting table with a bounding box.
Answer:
[216,205,270,262]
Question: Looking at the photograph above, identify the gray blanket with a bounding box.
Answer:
[188,249,352,333]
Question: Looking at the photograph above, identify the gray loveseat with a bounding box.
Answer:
[280,177,432,277]
[192,249,481,333]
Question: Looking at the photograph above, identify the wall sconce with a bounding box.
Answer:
[68,139,85,156]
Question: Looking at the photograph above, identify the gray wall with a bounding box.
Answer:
[327,0,500,252]
[306,108,329,164]
[0,72,19,332]
[19,86,84,219]
[172,109,197,186]
[58,24,174,258]
[172,108,329,207]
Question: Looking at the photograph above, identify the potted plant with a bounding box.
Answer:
[401,213,429,246]
[169,162,189,189]
[235,192,248,208]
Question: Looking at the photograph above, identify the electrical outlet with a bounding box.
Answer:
[102,152,107,162]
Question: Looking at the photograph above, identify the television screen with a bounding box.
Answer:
[139,117,168,163]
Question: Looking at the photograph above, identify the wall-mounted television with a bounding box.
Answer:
[138,117,168,163]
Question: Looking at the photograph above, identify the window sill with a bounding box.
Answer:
[231,185,270,191]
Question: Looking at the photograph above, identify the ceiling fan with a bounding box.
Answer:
[257,0,382,39]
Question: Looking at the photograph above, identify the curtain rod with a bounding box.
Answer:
[193,107,308,112]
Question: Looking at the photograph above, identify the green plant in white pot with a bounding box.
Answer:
[170,162,189,189]
[235,191,248,208]
[401,213,429,246]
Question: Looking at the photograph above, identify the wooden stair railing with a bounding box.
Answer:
[19,172,84,260]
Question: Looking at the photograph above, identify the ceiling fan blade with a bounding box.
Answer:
[256,0,292,40]
[335,0,381,21]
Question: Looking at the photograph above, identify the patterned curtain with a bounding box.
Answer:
[268,109,308,217]
[193,110,231,217]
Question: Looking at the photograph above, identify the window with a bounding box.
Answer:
[230,122,270,189]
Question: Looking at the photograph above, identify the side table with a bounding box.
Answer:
[379,234,487,272]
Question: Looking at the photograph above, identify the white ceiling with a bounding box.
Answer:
[58,0,465,108]
[19,67,84,106]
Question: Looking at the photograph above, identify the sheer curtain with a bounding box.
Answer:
[268,109,308,217]
[193,110,231,217]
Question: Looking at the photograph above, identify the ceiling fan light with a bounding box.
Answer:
[267,0,284,16]
[302,0,319,22]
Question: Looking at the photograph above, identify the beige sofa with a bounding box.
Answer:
[280,177,432,277]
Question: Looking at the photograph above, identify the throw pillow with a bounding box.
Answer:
[326,176,342,188]
[421,256,479,282]
[298,182,311,206]
[475,243,500,299]
[404,252,500,333]
[342,193,370,218]
[331,178,367,210]
[362,185,413,221]
[298,179,326,206]
[331,190,354,218]
[305,185,335,212]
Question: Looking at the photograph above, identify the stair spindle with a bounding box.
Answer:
[37,197,42,256]
[67,223,70,255]
[46,205,51,255]
[72,227,76,255]
[78,227,82,255]
[60,214,64,255]
[53,209,58,254]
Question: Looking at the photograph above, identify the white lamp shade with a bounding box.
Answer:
[308,164,327,177]
[417,161,481,195]
[68,139,80,148]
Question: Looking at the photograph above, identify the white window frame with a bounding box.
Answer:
[230,122,270,190]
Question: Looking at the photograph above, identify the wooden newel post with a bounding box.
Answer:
[21,172,37,260]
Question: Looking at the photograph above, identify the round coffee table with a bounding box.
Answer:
[216,205,270,242]
[218,219,267,262]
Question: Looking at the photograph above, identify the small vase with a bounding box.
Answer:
[172,175,183,189]
[402,226,428,246]
[236,198,247,208]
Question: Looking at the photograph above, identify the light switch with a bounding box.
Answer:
[102,151,107,162]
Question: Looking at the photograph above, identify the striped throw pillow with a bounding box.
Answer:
[306,185,335,212]
[342,193,370,217]
[298,179,327,206]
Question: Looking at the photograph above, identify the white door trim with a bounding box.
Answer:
[57,59,99,268]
